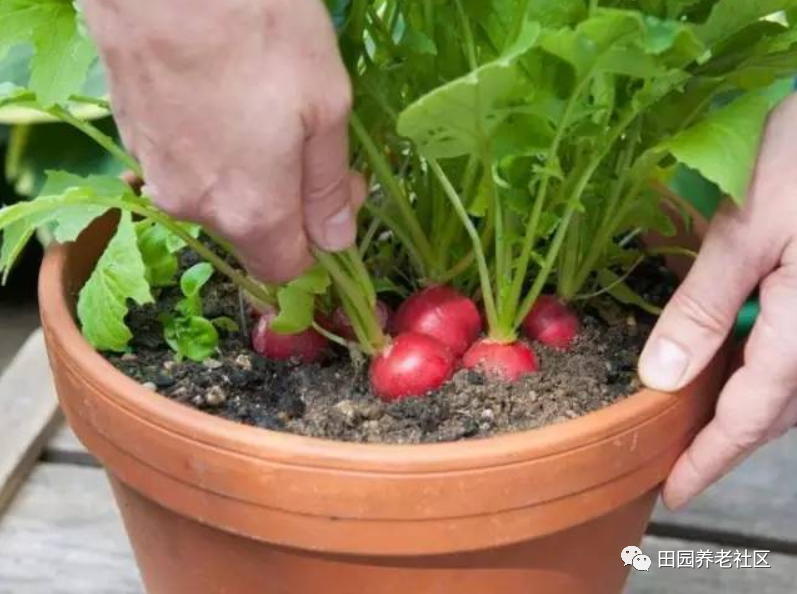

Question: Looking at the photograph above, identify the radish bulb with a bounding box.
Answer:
[370,333,456,402]
[391,286,482,357]
[252,309,328,363]
[522,296,579,350]
[332,300,392,341]
[462,340,539,382]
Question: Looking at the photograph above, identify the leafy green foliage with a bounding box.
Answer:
[270,265,331,334]
[160,263,219,362]
[77,212,153,351]
[0,0,98,105]
[0,172,132,282]
[377,0,797,335]
[597,268,663,315]
[136,220,201,287]
[397,21,544,159]
[663,83,793,202]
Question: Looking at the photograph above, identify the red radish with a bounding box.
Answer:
[370,333,456,402]
[462,340,539,382]
[391,285,482,357]
[251,310,328,363]
[332,301,392,341]
[522,296,579,350]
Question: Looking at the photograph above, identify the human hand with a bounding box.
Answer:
[639,94,797,509]
[81,0,364,282]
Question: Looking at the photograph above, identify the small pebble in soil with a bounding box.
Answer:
[205,386,227,406]
[234,354,253,370]
[203,358,223,370]
[334,400,358,425]
[154,373,175,389]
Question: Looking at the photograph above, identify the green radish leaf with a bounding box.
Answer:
[38,172,128,241]
[597,269,663,315]
[0,46,109,122]
[527,0,588,27]
[179,262,214,317]
[0,175,133,283]
[288,265,331,294]
[663,85,791,203]
[0,219,36,284]
[181,262,214,299]
[136,221,201,288]
[0,0,98,105]
[270,285,316,335]
[397,21,541,159]
[539,10,702,79]
[161,314,219,362]
[0,45,32,87]
[468,175,491,217]
[77,212,153,352]
[697,0,797,47]
[165,223,201,253]
[400,29,437,56]
[212,317,240,333]
[136,222,179,287]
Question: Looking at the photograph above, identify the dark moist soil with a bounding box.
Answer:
[109,257,676,444]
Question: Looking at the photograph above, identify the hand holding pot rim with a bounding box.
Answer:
[639,94,797,510]
[81,0,364,283]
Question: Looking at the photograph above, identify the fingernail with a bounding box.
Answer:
[322,205,355,251]
[639,337,689,391]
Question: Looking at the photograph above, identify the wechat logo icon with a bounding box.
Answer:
[622,546,652,572]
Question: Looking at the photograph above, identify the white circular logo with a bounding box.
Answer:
[621,546,643,567]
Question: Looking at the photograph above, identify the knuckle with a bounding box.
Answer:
[215,212,266,242]
[669,289,730,337]
[305,173,349,207]
[309,82,353,131]
[154,195,195,222]
[765,423,790,442]
[715,413,769,452]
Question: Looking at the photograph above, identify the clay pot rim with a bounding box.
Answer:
[41,239,689,474]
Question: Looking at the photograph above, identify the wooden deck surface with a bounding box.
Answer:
[1,329,796,593]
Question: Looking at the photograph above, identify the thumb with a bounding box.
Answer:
[639,206,766,391]
[302,114,358,252]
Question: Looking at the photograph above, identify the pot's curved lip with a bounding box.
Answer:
[40,240,697,474]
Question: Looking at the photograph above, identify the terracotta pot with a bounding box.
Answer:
[40,219,729,594]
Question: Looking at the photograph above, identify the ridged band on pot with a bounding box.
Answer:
[39,219,728,557]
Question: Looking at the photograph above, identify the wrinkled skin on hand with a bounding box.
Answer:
[640,94,797,509]
[81,0,365,282]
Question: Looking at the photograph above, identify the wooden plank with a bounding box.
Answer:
[2,462,795,594]
[0,329,61,513]
[627,535,797,593]
[0,303,40,373]
[44,422,96,466]
[2,464,794,594]
[652,431,797,547]
[48,422,87,454]
[0,463,142,594]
